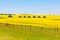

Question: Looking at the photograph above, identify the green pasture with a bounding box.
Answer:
[0,23,60,40]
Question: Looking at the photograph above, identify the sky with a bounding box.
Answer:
[0,0,60,14]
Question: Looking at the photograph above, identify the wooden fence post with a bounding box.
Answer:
[56,27,58,32]
[54,27,58,32]
[41,27,43,32]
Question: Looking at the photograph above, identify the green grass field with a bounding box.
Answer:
[0,23,60,40]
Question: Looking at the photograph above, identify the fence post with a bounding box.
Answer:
[56,27,58,32]
[54,28,56,32]
[40,27,43,32]
[54,27,58,32]
[20,25,22,31]
[30,26,31,32]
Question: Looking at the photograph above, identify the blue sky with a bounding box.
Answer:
[0,0,60,14]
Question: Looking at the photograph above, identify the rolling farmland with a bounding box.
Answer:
[0,14,60,40]
[0,24,60,40]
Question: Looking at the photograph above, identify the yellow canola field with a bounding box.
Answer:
[0,14,60,28]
